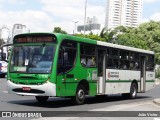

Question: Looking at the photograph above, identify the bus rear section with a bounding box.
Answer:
[96,41,155,99]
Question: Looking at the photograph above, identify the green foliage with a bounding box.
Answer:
[53,27,67,34]
[74,34,105,41]
[115,33,149,50]
[156,66,160,78]
[99,28,113,42]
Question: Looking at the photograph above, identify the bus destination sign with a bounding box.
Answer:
[14,35,56,44]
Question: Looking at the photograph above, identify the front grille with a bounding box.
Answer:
[12,81,44,85]
[12,88,45,94]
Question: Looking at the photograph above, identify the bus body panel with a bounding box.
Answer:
[105,69,140,94]
[104,70,155,95]
[56,64,97,97]
[145,71,155,91]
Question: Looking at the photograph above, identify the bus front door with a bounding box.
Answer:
[97,49,106,94]
[140,56,146,92]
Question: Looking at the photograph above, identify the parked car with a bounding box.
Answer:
[0,61,7,78]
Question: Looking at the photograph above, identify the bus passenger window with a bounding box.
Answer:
[146,55,154,71]
[57,40,77,74]
[80,44,96,67]
[87,56,96,67]
[81,57,86,66]
[134,62,139,70]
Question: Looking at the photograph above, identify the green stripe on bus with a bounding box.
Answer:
[105,80,154,83]
[146,80,155,82]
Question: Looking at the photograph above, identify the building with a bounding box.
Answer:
[77,16,101,34]
[12,24,28,39]
[105,0,143,30]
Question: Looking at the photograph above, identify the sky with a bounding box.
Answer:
[0,0,160,36]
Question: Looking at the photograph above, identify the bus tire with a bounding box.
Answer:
[122,83,137,99]
[130,82,138,99]
[72,85,86,105]
[35,96,49,103]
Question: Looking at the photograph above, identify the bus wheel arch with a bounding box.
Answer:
[77,80,89,95]
[122,80,138,99]
[72,80,89,105]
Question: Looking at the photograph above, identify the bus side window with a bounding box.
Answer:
[146,55,154,71]
[57,40,77,74]
[80,44,96,67]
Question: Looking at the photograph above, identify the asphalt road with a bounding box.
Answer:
[0,78,160,112]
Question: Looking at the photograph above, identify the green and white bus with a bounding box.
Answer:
[7,33,155,105]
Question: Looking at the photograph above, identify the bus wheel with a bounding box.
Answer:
[130,83,138,99]
[122,83,137,99]
[35,96,49,103]
[72,85,86,105]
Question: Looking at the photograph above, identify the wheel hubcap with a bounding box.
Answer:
[78,89,84,100]
[131,85,136,97]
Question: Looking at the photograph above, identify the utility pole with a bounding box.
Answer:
[84,0,87,37]
[72,21,78,34]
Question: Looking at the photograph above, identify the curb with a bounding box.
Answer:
[153,98,160,106]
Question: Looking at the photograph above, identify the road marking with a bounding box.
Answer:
[154,118,160,120]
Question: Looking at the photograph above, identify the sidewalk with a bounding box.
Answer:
[154,79,160,107]
[155,78,160,85]
[153,98,160,106]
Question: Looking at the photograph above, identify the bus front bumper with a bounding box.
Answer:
[7,80,56,96]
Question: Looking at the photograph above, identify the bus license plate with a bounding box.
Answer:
[22,87,31,91]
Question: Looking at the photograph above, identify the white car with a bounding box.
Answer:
[0,61,8,78]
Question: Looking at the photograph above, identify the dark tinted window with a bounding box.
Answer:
[146,55,154,71]
[57,40,77,74]
[80,44,96,67]
[106,48,140,70]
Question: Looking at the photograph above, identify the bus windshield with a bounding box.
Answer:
[10,45,55,74]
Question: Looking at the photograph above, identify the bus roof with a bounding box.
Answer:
[14,33,154,55]
[55,33,154,55]
[97,41,154,55]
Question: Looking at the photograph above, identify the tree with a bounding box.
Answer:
[156,65,160,78]
[74,34,105,41]
[113,21,160,64]
[99,27,114,42]
[53,27,67,34]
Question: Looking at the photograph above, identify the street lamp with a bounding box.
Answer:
[84,0,87,36]
[72,21,78,34]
